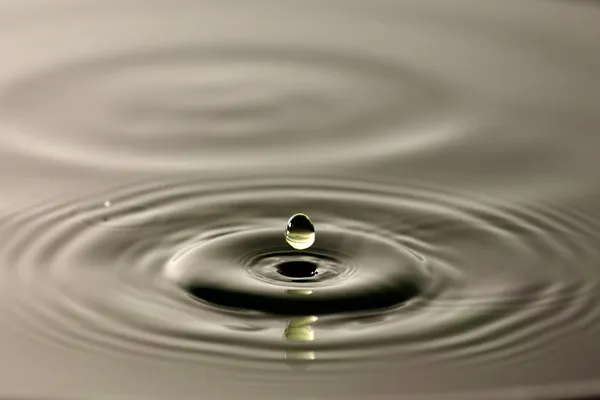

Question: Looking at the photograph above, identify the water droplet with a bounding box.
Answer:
[103,200,112,208]
[285,213,315,250]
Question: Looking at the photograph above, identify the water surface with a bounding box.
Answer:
[1,1,600,399]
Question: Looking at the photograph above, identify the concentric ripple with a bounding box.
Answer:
[1,176,600,374]
[0,42,459,172]
[169,226,426,315]
[0,0,597,179]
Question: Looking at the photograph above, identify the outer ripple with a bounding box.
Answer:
[0,176,599,375]
[0,43,459,172]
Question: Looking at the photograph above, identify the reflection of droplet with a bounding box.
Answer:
[103,200,112,208]
[285,351,316,361]
[284,316,318,342]
[285,213,315,250]
[284,315,318,363]
[285,289,314,296]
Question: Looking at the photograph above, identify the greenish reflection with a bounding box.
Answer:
[285,316,318,342]
[284,289,317,362]
[285,289,314,296]
[285,349,316,361]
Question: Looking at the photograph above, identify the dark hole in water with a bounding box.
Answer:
[277,261,318,278]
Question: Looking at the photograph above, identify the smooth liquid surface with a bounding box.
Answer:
[1,1,600,399]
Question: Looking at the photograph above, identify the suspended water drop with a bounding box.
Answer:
[285,213,315,250]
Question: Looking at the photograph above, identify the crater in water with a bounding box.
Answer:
[277,261,318,278]
[168,225,428,315]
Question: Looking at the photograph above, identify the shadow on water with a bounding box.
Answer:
[185,280,422,316]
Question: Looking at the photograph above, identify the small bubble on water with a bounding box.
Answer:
[285,213,315,250]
